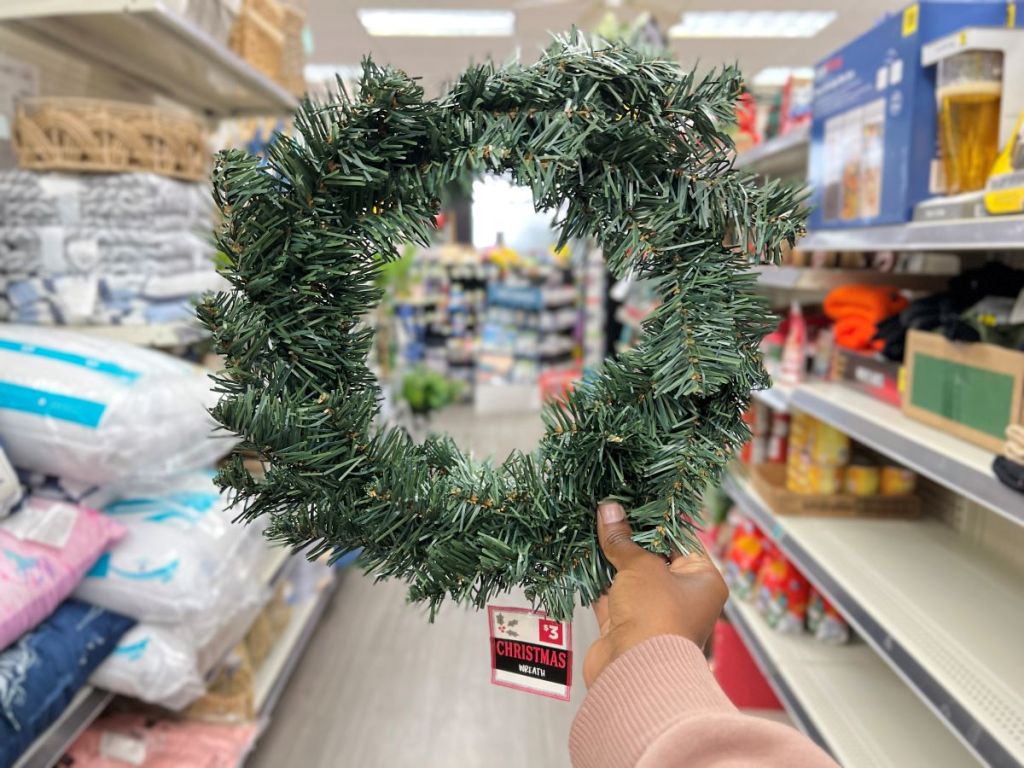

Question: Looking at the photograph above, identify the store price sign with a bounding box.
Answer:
[488,605,572,701]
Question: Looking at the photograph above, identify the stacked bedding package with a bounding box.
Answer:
[0,325,265,766]
[0,171,224,327]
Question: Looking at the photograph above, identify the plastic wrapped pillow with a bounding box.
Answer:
[0,445,20,517]
[73,501,268,629]
[90,624,205,710]
[101,470,241,549]
[72,522,224,623]
[0,497,124,650]
[0,325,234,484]
[0,599,134,767]
[66,712,258,767]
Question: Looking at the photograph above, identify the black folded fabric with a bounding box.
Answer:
[993,456,1024,494]
[874,263,1023,361]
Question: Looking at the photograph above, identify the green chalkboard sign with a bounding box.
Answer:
[909,353,1015,439]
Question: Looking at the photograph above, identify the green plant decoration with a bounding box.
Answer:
[199,33,805,621]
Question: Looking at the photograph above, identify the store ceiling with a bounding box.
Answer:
[306,0,907,95]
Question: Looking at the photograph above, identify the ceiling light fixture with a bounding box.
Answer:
[669,10,836,39]
[357,8,515,37]
[751,66,815,87]
[304,64,364,82]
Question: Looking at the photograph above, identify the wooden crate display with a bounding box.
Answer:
[750,464,920,519]
[13,98,208,181]
[903,329,1024,453]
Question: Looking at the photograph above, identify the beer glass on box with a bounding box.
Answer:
[937,50,1004,194]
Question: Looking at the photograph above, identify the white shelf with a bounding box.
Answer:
[723,472,1024,767]
[12,686,113,768]
[800,216,1024,253]
[0,0,298,116]
[734,125,810,177]
[753,265,954,292]
[253,576,336,716]
[63,321,210,347]
[721,593,977,768]
[790,382,1022,527]
[752,381,793,412]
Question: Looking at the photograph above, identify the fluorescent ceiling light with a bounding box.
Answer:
[669,11,836,39]
[305,64,364,82]
[751,66,815,87]
[357,8,515,37]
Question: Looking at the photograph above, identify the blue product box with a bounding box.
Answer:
[808,1,1018,230]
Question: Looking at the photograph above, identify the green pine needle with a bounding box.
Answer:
[200,32,807,621]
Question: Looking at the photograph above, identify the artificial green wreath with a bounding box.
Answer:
[200,34,805,621]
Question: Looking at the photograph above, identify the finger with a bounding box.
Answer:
[597,501,659,571]
[669,548,719,577]
[668,537,708,564]
[591,595,610,635]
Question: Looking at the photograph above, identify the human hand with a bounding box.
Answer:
[582,501,728,687]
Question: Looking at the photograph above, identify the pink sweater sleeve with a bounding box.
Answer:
[570,635,838,768]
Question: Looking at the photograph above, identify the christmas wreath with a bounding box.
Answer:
[200,34,805,621]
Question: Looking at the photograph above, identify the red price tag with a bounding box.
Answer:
[539,618,565,646]
[488,606,572,701]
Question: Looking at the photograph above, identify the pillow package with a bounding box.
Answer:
[73,471,266,634]
[0,598,134,768]
[0,325,234,485]
[0,497,124,650]
[90,624,205,711]
[66,712,258,768]
[0,446,20,517]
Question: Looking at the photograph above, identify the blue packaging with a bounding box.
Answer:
[808,1,1018,230]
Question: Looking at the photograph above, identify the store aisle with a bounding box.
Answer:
[248,407,600,768]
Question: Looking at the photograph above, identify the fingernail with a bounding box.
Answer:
[599,502,624,524]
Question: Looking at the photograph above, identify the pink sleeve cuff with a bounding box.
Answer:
[570,635,736,768]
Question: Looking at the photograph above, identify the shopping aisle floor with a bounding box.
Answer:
[248,406,600,768]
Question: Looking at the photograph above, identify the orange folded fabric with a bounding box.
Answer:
[834,316,884,351]
[824,284,907,351]
[823,284,908,323]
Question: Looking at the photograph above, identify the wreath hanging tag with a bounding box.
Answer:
[200,34,805,621]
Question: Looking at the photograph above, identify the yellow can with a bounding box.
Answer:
[807,465,844,495]
[810,422,850,467]
[844,465,880,496]
[880,466,916,496]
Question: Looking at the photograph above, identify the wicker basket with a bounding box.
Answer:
[13,98,208,181]
[230,0,285,84]
[749,463,920,518]
[245,583,292,669]
[279,4,307,96]
[186,645,255,723]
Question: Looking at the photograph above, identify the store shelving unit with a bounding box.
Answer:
[800,216,1024,253]
[723,472,1024,767]
[790,382,1021,527]
[0,0,298,115]
[721,590,978,767]
[12,687,113,768]
[13,547,295,768]
[253,575,338,718]
[734,124,810,177]
[752,265,953,292]
[752,381,793,413]
[67,321,211,348]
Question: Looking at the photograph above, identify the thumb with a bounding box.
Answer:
[596,501,650,571]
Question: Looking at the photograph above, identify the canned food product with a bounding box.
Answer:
[767,434,788,464]
[810,422,850,467]
[844,465,880,496]
[807,465,844,495]
[880,466,916,496]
